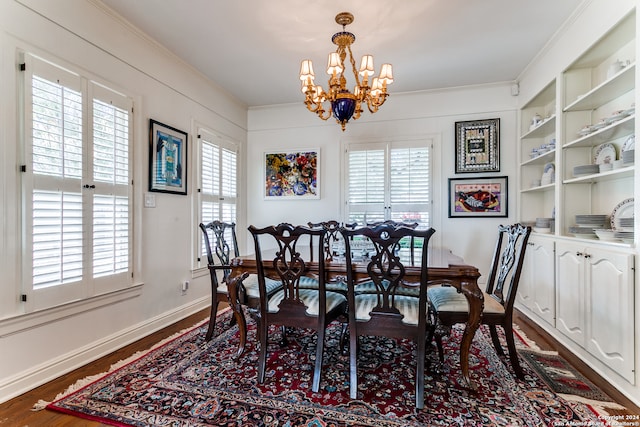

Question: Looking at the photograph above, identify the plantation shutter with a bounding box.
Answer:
[30,67,84,291]
[90,85,133,293]
[389,145,431,226]
[24,53,133,311]
[346,143,386,224]
[345,140,431,227]
[198,130,238,264]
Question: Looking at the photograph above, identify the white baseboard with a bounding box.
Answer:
[0,296,209,404]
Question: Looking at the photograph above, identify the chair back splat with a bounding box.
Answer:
[248,223,347,393]
[341,223,436,409]
[308,220,356,261]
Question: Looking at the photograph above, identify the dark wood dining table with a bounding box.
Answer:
[227,246,483,389]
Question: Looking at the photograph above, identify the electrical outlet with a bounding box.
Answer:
[181,280,189,293]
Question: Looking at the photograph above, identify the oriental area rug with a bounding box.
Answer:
[43,309,624,426]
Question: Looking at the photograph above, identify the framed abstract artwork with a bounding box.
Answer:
[149,119,188,195]
[455,118,500,173]
[448,176,508,218]
[264,149,319,200]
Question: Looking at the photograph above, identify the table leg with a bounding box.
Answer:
[458,279,484,389]
[226,271,250,359]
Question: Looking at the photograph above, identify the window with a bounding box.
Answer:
[22,53,133,311]
[345,140,431,227]
[345,139,431,261]
[196,128,238,267]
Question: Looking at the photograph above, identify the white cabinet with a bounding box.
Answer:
[556,241,635,383]
[518,235,555,327]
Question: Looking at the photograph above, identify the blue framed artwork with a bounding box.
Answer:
[149,119,188,195]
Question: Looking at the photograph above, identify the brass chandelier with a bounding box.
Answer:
[299,12,393,131]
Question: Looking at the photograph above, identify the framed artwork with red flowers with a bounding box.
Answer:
[264,149,319,200]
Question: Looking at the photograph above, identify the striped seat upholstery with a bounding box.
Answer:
[428,286,505,315]
[355,280,421,297]
[268,288,347,315]
[297,275,348,294]
[353,294,424,325]
[239,274,282,299]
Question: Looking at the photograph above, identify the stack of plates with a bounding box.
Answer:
[534,217,552,233]
[568,226,597,238]
[575,214,608,228]
[573,164,600,177]
[619,217,634,229]
[622,149,634,164]
[614,231,634,243]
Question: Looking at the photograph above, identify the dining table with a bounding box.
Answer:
[226,246,483,390]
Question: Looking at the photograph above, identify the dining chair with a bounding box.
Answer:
[427,223,532,378]
[341,223,436,409]
[199,221,282,353]
[248,223,348,392]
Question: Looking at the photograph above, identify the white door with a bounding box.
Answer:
[555,241,586,347]
[585,247,635,383]
[530,237,555,326]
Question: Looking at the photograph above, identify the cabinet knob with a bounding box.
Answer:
[584,253,591,259]
[576,252,583,257]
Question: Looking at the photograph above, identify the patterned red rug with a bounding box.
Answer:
[44,309,622,426]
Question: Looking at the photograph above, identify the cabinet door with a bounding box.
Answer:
[517,242,535,310]
[556,242,585,346]
[586,247,635,383]
[530,237,555,326]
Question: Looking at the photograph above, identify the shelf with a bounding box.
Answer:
[563,166,634,184]
[521,149,556,166]
[564,63,635,112]
[563,114,634,149]
[521,183,555,193]
[521,115,556,139]
[559,235,634,248]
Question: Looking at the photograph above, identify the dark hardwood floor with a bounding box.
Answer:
[0,306,637,426]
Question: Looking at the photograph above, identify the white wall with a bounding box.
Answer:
[0,0,247,402]
[248,84,519,281]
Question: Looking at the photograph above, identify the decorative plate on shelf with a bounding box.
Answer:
[593,143,617,165]
[610,198,634,230]
[622,134,635,152]
[541,162,555,185]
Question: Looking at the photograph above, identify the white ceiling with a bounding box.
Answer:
[98,0,585,107]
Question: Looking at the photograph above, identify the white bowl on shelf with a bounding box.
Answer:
[594,229,618,241]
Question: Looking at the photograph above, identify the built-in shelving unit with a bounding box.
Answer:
[516,9,637,389]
